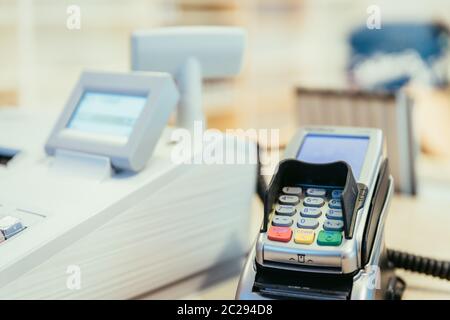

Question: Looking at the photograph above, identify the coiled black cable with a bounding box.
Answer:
[387,249,450,280]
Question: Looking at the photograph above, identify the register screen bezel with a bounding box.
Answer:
[66,90,148,140]
[44,71,178,171]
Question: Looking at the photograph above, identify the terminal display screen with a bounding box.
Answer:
[297,134,369,178]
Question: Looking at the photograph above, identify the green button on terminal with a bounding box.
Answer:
[317,230,342,246]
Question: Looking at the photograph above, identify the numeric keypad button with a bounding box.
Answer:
[306,188,326,197]
[279,195,300,205]
[272,216,293,227]
[275,204,296,216]
[303,197,324,208]
[331,190,342,199]
[323,219,344,231]
[297,217,319,229]
[329,199,342,209]
[282,187,302,196]
[326,209,343,220]
[300,207,322,218]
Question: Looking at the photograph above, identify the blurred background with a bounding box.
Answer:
[2,0,450,192]
[1,0,450,298]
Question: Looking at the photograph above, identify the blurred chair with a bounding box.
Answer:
[348,22,449,91]
[294,87,417,195]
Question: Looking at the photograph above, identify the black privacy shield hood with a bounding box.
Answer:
[262,159,367,239]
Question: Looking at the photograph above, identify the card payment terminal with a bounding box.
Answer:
[236,126,397,299]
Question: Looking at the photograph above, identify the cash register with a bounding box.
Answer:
[0,71,257,299]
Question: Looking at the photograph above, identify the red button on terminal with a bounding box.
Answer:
[268,226,292,242]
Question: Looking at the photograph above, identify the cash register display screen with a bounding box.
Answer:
[67,91,147,138]
[297,134,369,178]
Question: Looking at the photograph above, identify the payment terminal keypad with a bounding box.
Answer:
[268,186,344,247]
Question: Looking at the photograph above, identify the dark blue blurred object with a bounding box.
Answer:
[348,23,449,92]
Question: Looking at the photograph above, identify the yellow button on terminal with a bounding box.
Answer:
[294,229,315,244]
